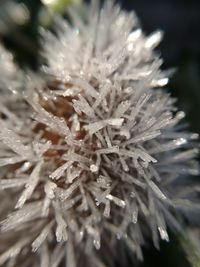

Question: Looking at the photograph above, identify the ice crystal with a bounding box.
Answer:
[0,44,22,94]
[0,1,199,267]
[182,228,200,266]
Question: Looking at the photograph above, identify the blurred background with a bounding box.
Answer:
[0,0,199,266]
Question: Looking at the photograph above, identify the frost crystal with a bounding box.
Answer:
[0,44,22,95]
[0,1,199,267]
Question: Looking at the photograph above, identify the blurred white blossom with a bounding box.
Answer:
[0,0,30,33]
[0,1,199,267]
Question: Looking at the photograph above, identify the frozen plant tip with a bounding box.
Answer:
[0,1,199,267]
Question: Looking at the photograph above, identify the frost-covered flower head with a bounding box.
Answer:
[0,1,199,267]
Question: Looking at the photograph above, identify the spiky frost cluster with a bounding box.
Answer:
[0,1,199,267]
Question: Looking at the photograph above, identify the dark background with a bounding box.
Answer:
[0,0,200,266]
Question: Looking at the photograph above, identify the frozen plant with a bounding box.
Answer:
[0,1,199,267]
